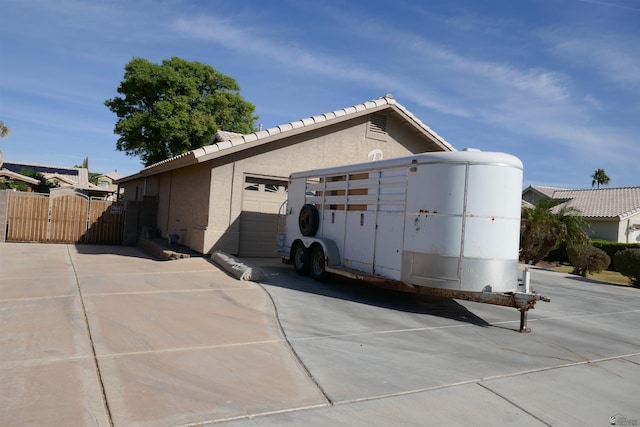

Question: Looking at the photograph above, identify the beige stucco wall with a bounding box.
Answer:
[587,219,620,242]
[620,213,640,243]
[198,113,446,254]
[587,215,640,243]
[195,163,236,254]
[154,162,211,249]
[120,112,450,254]
[120,176,161,202]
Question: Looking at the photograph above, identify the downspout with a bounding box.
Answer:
[228,162,236,228]
[626,218,630,243]
[166,171,173,236]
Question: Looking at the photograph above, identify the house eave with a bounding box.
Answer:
[190,102,453,165]
[115,152,199,183]
[116,95,456,181]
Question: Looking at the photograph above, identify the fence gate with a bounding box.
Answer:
[5,190,125,244]
[84,198,126,244]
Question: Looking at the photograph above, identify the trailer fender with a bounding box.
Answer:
[297,237,341,266]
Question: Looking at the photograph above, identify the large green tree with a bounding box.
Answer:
[591,168,610,189]
[105,57,258,166]
[520,199,589,265]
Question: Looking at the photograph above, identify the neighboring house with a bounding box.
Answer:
[522,185,640,243]
[1,161,113,197]
[522,185,568,205]
[97,171,125,199]
[0,168,39,191]
[117,95,456,256]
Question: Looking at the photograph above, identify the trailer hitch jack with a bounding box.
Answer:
[519,309,531,333]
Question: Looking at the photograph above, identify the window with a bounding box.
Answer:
[244,176,288,193]
[265,184,280,193]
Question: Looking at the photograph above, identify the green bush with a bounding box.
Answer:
[567,244,611,277]
[613,248,640,287]
[592,239,640,270]
[544,241,569,264]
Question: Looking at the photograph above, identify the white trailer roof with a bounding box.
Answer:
[289,150,523,179]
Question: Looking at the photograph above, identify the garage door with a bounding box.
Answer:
[239,176,288,257]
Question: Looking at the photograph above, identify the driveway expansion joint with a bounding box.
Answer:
[66,245,115,427]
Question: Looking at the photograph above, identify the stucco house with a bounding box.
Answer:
[522,185,640,243]
[522,185,567,205]
[117,95,456,256]
[0,161,115,197]
[0,168,39,191]
[2,161,91,187]
[96,171,125,199]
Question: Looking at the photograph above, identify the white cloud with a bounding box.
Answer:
[170,7,640,177]
[539,28,640,87]
[576,0,640,13]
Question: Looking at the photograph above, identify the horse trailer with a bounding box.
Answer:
[276,149,548,331]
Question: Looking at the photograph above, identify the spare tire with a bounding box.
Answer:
[298,204,320,236]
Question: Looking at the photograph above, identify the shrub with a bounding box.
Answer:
[613,248,640,287]
[567,244,611,277]
[592,240,640,270]
[545,241,569,264]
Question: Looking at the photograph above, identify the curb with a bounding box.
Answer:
[211,251,267,281]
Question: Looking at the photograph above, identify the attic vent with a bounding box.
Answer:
[367,113,388,141]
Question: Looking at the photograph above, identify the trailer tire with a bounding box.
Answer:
[310,245,330,282]
[299,204,319,236]
[292,242,310,276]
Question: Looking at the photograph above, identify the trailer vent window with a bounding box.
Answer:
[367,113,388,141]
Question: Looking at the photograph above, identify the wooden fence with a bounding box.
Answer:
[5,190,125,244]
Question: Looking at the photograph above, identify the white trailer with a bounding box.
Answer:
[276,149,548,331]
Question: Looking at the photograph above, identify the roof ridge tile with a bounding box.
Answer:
[138,95,454,175]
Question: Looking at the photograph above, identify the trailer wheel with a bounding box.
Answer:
[292,242,310,275]
[310,245,330,282]
[299,204,319,236]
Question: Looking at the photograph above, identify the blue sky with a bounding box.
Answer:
[1,0,638,188]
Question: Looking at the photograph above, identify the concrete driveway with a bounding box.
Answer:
[1,243,639,427]
[0,244,326,427]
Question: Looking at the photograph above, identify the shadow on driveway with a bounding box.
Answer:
[251,258,491,328]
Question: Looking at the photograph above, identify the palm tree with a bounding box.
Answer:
[0,120,8,169]
[520,199,556,264]
[591,169,610,189]
[0,120,9,138]
[530,204,589,265]
[520,199,589,265]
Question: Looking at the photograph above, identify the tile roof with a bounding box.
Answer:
[211,130,244,142]
[521,199,535,209]
[204,94,453,154]
[526,185,569,198]
[552,187,640,219]
[1,161,91,188]
[125,95,455,179]
[0,168,40,185]
[103,171,125,181]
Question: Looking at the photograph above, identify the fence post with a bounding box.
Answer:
[0,190,9,243]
